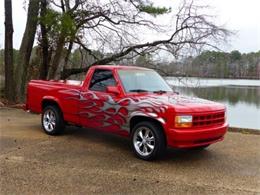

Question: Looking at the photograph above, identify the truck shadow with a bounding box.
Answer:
[62,125,214,163]
[63,125,131,152]
[162,148,213,162]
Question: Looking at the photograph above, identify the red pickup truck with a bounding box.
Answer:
[26,65,228,160]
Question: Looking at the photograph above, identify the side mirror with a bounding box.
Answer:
[106,86,120,95]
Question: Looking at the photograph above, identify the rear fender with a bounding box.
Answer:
[42,96,62,112]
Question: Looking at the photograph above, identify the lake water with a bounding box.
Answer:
[165,77,260,130]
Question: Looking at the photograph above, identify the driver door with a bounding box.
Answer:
[79,69,123,133]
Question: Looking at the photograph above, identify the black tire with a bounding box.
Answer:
[131,121,166,161]
[41,105,65,135]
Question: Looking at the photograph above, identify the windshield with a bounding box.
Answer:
[118,69,173,93]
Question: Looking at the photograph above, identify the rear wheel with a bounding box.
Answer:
[131,121,166,161]
[42,105,64,135]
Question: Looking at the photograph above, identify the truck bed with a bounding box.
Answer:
[26,80,83,114]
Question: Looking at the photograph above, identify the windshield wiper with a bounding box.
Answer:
[129,89,149,92]
[153,90,167,94]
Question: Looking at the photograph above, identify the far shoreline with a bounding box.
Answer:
[164,75,260,80]
[228,127,260,135]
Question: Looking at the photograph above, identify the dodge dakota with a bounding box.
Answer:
[26,65,228,160]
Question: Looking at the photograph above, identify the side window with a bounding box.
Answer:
[89,69,116,92]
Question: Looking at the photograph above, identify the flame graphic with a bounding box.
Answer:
[59,89,168,132]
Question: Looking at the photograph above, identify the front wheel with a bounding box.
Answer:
[42,105,64,135]
[131,121,166,161]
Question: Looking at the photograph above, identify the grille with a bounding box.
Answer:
[193,111,225,127]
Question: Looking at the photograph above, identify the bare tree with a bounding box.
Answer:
[55,0,230,79]
[4,0,15,102]
[43,0,172,79]
[46,0,81,79]
[11,0,231,102]
[15,0,40,101]
[39,0,49,79]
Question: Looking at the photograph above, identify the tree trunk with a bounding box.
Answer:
[4,0,15,102]
[39,0,48,79]
[63,38,74,70]
[47,35,65,79]
[15,0,40,102]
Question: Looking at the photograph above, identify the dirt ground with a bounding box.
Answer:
[0,108,260,194]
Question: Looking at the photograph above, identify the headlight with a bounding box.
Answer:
[175,115,193,128]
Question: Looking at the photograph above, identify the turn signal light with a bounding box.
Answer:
[175,115,193,128]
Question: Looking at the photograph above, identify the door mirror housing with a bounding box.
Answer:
[106,86,120,95]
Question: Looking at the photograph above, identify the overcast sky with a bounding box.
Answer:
[0,0,259,53]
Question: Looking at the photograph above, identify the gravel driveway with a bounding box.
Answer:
[0,108,260,194]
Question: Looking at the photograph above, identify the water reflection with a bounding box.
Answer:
[174,86,260,107]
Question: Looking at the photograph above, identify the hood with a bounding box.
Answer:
[131,92,226,113]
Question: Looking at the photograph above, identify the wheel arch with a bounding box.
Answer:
[41,97,62,112]
[129,116,167,140]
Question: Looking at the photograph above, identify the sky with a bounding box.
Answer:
[0,0,259,53]
[209,0,260,53]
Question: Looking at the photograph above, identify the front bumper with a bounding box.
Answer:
[166,123,228,148]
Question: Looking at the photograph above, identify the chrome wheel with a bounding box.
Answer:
[43,109,56,132]
[133,127,155,156]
